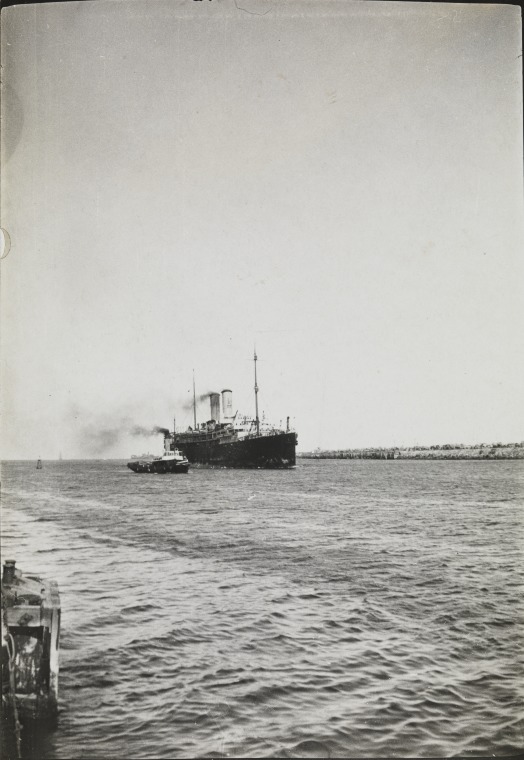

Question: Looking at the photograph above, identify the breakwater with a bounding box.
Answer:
[299,443,524,460]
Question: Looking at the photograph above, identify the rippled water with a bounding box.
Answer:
[1,459,523,758]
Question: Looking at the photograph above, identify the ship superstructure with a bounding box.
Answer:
[166,353,297,468]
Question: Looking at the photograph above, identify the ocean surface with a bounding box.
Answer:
[1,459,523,759]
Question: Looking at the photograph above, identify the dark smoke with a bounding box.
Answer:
[83,426,122,455]
[81,418,170,455]
[200,391,219,401]
[130,425,169,437]
[181,391,218,411]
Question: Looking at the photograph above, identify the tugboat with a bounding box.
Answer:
[1,560,61,733]
[127,446,189,474]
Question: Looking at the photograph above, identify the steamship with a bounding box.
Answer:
[165,352,297,468]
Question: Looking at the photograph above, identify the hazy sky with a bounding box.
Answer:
[1,0,523,458]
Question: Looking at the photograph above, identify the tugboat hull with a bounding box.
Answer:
[127,459,189,474]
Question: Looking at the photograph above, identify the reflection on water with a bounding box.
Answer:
[1,459,523,758]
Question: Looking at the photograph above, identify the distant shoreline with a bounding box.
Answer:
[299,444,524,460]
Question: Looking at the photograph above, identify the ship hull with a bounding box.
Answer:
[175,431,297,468]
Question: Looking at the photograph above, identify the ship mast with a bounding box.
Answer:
[254,348,260,435]
[193,370,197,430]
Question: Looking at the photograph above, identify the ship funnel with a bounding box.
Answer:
[221,389,233,419]
[210,393,221,422]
